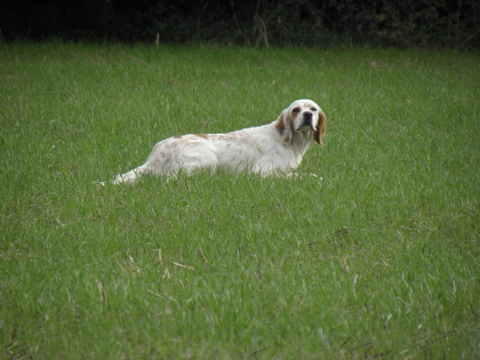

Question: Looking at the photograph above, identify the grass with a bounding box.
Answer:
[0,42,479,359]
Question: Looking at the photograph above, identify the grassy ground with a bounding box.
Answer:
[0,42,479,359]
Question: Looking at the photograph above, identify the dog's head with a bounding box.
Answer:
[275,99,326,145]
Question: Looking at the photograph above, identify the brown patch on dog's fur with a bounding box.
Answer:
[275,113,285,133]
[274,112,292,144]
[314,112,327,145]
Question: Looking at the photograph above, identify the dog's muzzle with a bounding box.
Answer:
[296,112,316,131]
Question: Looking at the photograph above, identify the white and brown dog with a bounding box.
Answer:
[113,99,326,184]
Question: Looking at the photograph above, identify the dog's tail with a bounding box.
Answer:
[112,166,145,185]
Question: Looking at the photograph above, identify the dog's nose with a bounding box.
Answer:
[301,111,314,129]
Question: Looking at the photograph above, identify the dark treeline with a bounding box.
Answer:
[2,0,479,48]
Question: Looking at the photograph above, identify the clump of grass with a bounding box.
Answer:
[1,42,479,359]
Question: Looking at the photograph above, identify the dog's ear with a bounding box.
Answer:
[314,111,327,145]
[275,108,293,145]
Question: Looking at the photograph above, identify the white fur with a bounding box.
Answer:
[113,99,326,184]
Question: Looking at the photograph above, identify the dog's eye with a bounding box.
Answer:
[292,107,301,113]
[311,107,317,111]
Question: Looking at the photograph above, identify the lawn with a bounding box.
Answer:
[0,42,479,359]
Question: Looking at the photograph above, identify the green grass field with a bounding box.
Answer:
[1,42,479,359]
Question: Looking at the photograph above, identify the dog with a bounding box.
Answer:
[112,99,326,184]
